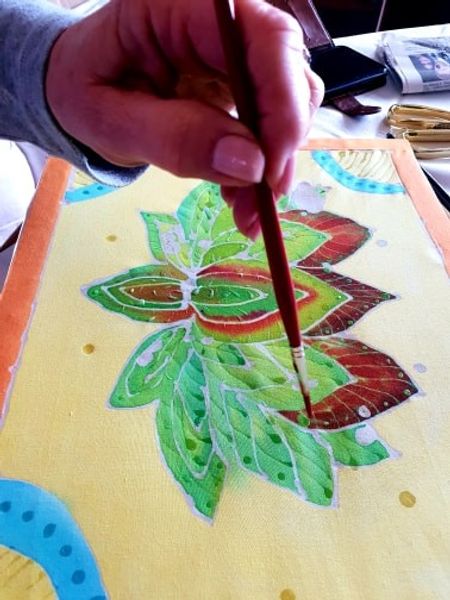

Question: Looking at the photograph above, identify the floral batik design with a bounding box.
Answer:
[84,182,417,520]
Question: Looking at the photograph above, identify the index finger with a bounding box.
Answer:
[160,0,319,189]
[236,0,315,189]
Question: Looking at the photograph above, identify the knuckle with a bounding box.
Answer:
[267,5,304,42]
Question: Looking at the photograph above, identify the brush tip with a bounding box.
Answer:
[304,392,313,420]
[298,383,313,421]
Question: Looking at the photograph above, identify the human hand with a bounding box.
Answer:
[46,0,324,238]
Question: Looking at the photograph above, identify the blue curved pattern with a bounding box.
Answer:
[0,479,108,600]
[65,183,116,204]
[311,151,404,194]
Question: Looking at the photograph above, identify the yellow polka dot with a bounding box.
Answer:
[280,589,296,600]
[399,490,416,508]
[106,234,117,242]
[82,343,95,355]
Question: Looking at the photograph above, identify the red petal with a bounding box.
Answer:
[282,211,370,267]
[281,338,417,430]
[304,270,395,336]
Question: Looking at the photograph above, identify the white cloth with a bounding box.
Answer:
[0,141,40,289]
[0,141,36,246]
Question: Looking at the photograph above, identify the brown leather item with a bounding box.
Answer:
[266,0,383,116]
[267,0,332,49]
[331,95,382,116]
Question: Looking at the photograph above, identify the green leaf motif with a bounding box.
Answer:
[156,350,226,519]
[274,416,334,505]
[201,241,249,267]
[200,202,250,266]
[207,380,334,506]
[168,385,212,477]
[110,326,188,408]
[248,218,328,265]
[178,351,209,428]
[85,264,188,323]
[193,265,281,319]
[192,327,350,411]
[176,182,227,268]
[322,425,391,467]
[141,212,190,270]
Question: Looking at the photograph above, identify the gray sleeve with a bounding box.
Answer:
[0,0,146,186]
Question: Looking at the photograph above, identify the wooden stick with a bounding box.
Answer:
[213,0,313,419]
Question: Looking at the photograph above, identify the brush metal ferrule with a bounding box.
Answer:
[291,345,309,393]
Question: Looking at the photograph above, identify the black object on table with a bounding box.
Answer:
[421,168,450,213]
[386,133,450,213]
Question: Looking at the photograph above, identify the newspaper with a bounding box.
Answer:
[379,34,450,94]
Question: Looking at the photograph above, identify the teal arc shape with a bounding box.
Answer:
[311,150,404,194]
[65,183,116,204]
[0,478,108,599]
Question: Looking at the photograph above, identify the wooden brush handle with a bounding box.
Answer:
[214,0,302,349]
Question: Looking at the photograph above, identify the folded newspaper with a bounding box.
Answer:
[379,34,450,94]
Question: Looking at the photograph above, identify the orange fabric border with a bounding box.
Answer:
[0,140,448,417]
[390,142,450,274]
[0,158,70,417]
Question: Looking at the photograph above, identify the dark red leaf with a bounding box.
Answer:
[304,270,395,336]
[281,211,370,267]
[280,338,417,430]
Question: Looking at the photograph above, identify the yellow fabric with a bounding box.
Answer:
[0,548,56,599]
[1,145,449,599]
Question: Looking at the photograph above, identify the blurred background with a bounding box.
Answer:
[53,0,449,37]
[314,0,449,37]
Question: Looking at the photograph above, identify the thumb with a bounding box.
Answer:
[70,86,266,187]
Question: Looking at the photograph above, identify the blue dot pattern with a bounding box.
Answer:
[65,183,116,204]
[43,523,56,538]
[72,569,86,584]
[0,478,108,599]
[60,544,73,557]
[311,151,404,195]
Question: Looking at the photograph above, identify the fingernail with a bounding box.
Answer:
[212,135,265,183]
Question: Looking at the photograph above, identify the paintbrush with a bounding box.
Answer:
[213,0,313,420]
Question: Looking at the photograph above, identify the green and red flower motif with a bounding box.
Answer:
[85,182,417,519]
